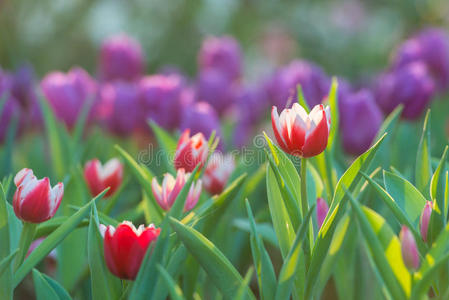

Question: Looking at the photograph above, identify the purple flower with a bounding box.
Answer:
[265,60,330,108]
[10,64,36,110]
[138,74,186,131]
[98,81,139,136]
[393,28,449,91]
[196,69,236,115]
[180,101,221,141]
[198,36,242,80]
[339,89,383,155]
[316,197,329,229]
[41,67,97,129]
[99,34,144,82]
[375,62,435,120]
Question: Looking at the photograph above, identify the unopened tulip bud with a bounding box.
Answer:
[316,198,329,229]
[151,169,202,212]
[102,221,160,280]
[420,201,432,242]
[84,158,123,198]
[174,129,209,172]
[271,103,331,157]
[400,226,420,271]
[13,168,64,223]
[203,153,235,195]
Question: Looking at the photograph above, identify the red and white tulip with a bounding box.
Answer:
[203,153,235,195]
[100,221,160,280]
[13,168,64,223]
[84,158,123,198]
[151,169,202,212]
[271,103,330,157]
[174,129,209,172]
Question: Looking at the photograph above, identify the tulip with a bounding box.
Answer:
[84,158,123,198]
[400,226,420,271]
[151,169,202,212]
[203,153,235,195]
[375,62,435,120]
[271,103,331,157]
[97,81,139,136]
[265,60,330,108]
[393,28,449,91]
[101,221,160,280]
[316,198,329,229]
[41,67,97,129]
[99,34,144,82]
[339,89,383,155]
[138,74,186,131]
[13,168,64,223]
[420,201,432,242]
[180,102,222,142]
[174,129,209,172]
[196,69,236,115]
[10,64,36,111]
[198,36,242,80]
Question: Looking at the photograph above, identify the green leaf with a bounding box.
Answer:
[415,110,432,196]
[32,269,72,300]
[115,144,162,223]
[0,249,18,278]
[383,171,427,226]
[14,190,107,287]
[87,205,121,300]
[169,217,255,300]
[235,267,255,300]
[429,146,448,238]
[149,121,177,174]
[233,219,278,247]
[411,252,449,300]
[349,194,408,300]
[296,84,310,113]
[305,134,386,299]
[327,77,339,152]
[156,264,185,300]
[0,183,12,299]
[245,200,276,300]
[276,204,315,300]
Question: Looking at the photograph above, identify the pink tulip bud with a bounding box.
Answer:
[151,169,202,212]
[420,201,432,242]
[203,153,235,195]
[316,197,329,229]
[174,129,209,172]
[400,226,420,271]
[13,168,64,223]
[84,158,123,198]
[102,221,160,280]
[271,103,331,157]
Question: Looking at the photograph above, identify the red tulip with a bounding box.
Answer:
[13,168,64,223]
[174,129,209,172]
[101,221,160,280]
[203,153,235,195]
[420,201,432,242]
[151,169,202,212]
[84,158,123,198]
[400,226,420,271]
[271,103,330,157]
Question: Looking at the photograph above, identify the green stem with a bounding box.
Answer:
[14,222,37,271]
[300,158,313,270]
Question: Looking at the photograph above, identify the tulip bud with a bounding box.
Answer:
[420,201,432,242]
[174,129,209,172]
[13,168,64,223]
[316,198,329,229]
[99,34,144,82]
[41,67,97,129]
[151,169,202,212]
[339,89,383,155]
[203,153,235,195]
[102,221,160,280]
[400,226,420,271]
[84,158,123,198]
[271,103,331,158]
[98,81,139,136]
[198,36,242,81]
[375,62,435,120]
[393,28,449,92]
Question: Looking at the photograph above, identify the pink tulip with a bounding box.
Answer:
[174,129,209,172]
[420,201,432,242]
[316,197,329,229]
[203,153,235,195]
[400,226,420,271]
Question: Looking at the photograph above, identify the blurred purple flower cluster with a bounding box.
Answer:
[0,28,448,156]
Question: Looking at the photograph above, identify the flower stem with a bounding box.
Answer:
[300,158,314,270]
[14,222,37,271]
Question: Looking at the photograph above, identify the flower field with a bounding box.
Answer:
[1,2,449,299]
